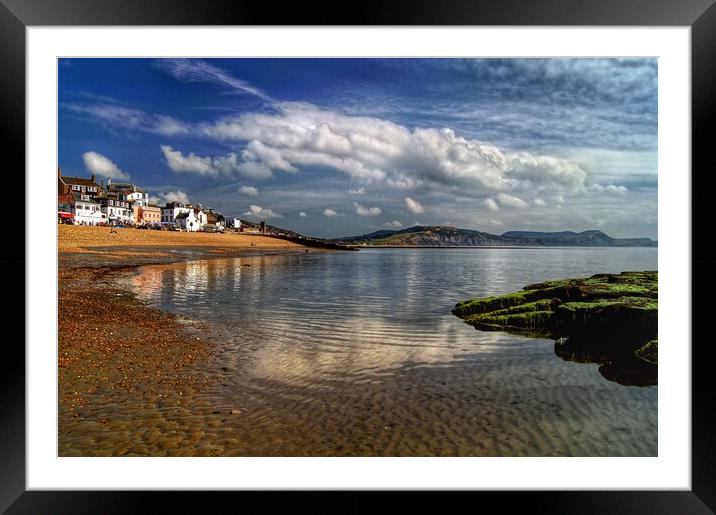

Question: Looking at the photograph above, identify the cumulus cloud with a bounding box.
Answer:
[354,202,381,216]
[404,197,425,214]
[534,198,546,206]
[299,211,307,217]
[242,140,297,173]
[71,64,626,212]
[483,198,500,211]
[589,183,628,196]
[82,151,130,180]
[497,193,528,208]
[161,145,272,179]
[243,204,282,219]
[323,208,337,217]
[240,185,258,196]
[77,96,593,202]
[384,220,404,228]
[196,102,590,197]
[149,190,190,205]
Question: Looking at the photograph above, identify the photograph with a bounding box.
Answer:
[57,57,659,457]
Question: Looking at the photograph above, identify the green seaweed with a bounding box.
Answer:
[453,271,658,368]
[634,339,658,365]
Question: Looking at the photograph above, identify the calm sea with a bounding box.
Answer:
[128,247,658,456]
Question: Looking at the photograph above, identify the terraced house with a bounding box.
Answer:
[58,167,101,198]
[57,168,104,225]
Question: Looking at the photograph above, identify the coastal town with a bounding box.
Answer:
[57,168,254,233]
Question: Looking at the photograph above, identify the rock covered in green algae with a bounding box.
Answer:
[634,339,658,365]
[453,271,658,365]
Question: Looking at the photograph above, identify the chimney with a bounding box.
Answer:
[58,167,62,178]
[90,173,95,182]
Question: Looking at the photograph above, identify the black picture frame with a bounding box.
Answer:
[3,0,714,512]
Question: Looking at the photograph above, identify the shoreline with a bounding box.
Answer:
[345,245,657,249]
[58,225,319,456]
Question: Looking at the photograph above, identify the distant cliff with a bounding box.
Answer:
[335,226,657,247]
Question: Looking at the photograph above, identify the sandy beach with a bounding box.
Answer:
[58,225,313,456]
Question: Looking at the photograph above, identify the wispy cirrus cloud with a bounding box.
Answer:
[155,59,273,101]
[66,103,190,136]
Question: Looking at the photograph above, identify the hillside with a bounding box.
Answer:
[335,226,657,247]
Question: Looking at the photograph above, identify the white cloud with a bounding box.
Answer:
[534,198,546,206]
[299,212,307,217]
[240,185,258,196]
[383,220,404,228]
[323,208,337,217]
[497,193,528,208]
[76,96,594,203]
[149,190,190,205]
[354,202,381,216]
[242,140,297,173]
[161,145,272,179]
[243,204,282,219]
[404,197,425,214]
[155,59,272,101]
[72,66,625,211]
[82,151,130,180]
[67,104,189,136]
[197,102,590,197]
[483,198,500,211]
[589,183,628,196]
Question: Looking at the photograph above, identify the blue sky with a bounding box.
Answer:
[58,58,657,239]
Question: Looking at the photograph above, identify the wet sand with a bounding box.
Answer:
[58,225,314,456]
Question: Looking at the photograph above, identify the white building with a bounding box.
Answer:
[99,196,133,225]
[125,190,147,207]
[175,210,200,232]
[161,202,192,224]
[107,181,148,207]
[193,208,207,228]
[72,193,104,225]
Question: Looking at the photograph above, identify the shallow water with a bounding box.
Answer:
[128,247,658,456]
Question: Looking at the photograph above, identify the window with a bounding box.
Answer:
[72,184,80,191]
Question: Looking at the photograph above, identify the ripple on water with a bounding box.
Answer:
[125,248,658,456]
